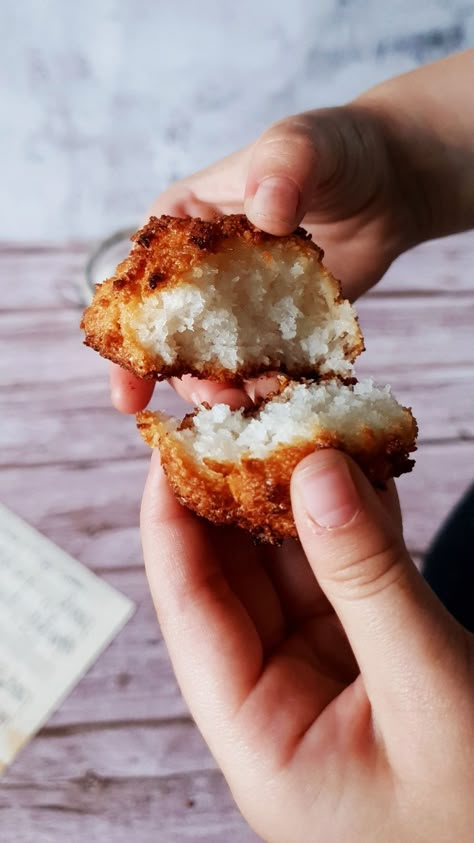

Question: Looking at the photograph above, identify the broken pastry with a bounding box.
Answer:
[137,379,417,543]
[81,214,363,382]
[82,214,417,543]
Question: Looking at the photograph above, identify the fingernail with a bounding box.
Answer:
[249,176,299,226]
[213,388,253,410]
[295,453,360,529]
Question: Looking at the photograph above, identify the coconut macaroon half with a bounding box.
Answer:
[81,214,363,381]
[137,380,417,544]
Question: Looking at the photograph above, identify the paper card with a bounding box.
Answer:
[0,503,135,772]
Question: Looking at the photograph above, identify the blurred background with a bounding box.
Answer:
[1,2,473,842]
[2,0,473,243]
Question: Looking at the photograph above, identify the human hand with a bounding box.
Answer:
[141,448,474,843]
[111,51,474,413]
[110,99,415,413]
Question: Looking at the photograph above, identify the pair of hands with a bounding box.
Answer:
[111,57,474,843]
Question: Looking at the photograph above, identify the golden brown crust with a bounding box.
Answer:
[81,213,363,382]
[137,408,417,544]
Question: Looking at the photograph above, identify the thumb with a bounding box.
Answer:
[243,107,371,235]
[291,450,465,734]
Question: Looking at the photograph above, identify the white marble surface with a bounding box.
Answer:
[2,0,472,242]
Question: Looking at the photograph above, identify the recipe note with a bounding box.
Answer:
[0,503,135,772]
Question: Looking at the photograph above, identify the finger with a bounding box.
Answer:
[291,450,466,738]
[148,191,219,221]
[110,364,155,413]
[377,479,403,531]
[170,374,252,409]
[148,146,253,220]
[111,151,251,415]
[141,454,346,783]
[244,372,282,403]
[141,453,264,736]
[262,541,358,684]
[244,111,344,234]
[261,539,329,623]
[217,530,286,655]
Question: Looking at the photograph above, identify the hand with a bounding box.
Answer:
[110,100,416,413]
[111,51,474,413]
[141,449,474,843]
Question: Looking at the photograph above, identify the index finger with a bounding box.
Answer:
[109,364,155,413]
[171,372,282,409]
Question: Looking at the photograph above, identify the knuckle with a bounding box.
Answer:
[258,118,318,165]
[326,538,409,602]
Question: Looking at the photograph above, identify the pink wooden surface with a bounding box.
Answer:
[1,232,473,841]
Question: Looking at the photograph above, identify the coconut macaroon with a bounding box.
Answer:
[137,380,417,544]
[81,214,363,381]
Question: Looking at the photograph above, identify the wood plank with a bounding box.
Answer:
[0,379,186,467]
[44,567,187,727]
[0,243,90,311]
[0,310,111,386]
[1,231,473,314]
[354,294,474,373]
[364,368,474,441]
[397,440,473,554]
[370,231,474,296]
[0,771,261,843]
[0,461,147,573]
[7,719,213,781]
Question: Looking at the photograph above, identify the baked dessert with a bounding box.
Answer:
[82,214,417,543]
[81,214,363,382]
[137,379,417,543]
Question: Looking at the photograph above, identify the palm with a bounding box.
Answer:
[151,171,393,299]
[150,108,406,300]
[143,462,398,839]
[208,525,359,722]
[112,115,404,411]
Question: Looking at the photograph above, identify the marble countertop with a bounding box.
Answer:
[2,0,472,243]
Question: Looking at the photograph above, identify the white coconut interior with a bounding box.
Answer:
[163,380,410,462]
[127,244,359,376]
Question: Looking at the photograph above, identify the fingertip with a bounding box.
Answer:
[171,374,250,410]
[250,373,284,402]
[244,176,301,235]
[141,447,182,534]
[148,190,218,222]
[210,387,253,410]
[110,365,155,413]
[291,450,360,531]
[142,449,163,510]
[292,448,350,483]
[149,447,162,473]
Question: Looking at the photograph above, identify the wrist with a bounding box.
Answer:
[355,54,474,244]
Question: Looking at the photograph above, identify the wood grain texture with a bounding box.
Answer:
[371,231,474,296]
[0,771,261,843]
[0,239,472,842]
[8,719,213,780]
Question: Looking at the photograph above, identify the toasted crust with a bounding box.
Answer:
[81,214,363,382]
[137,408,417,544]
